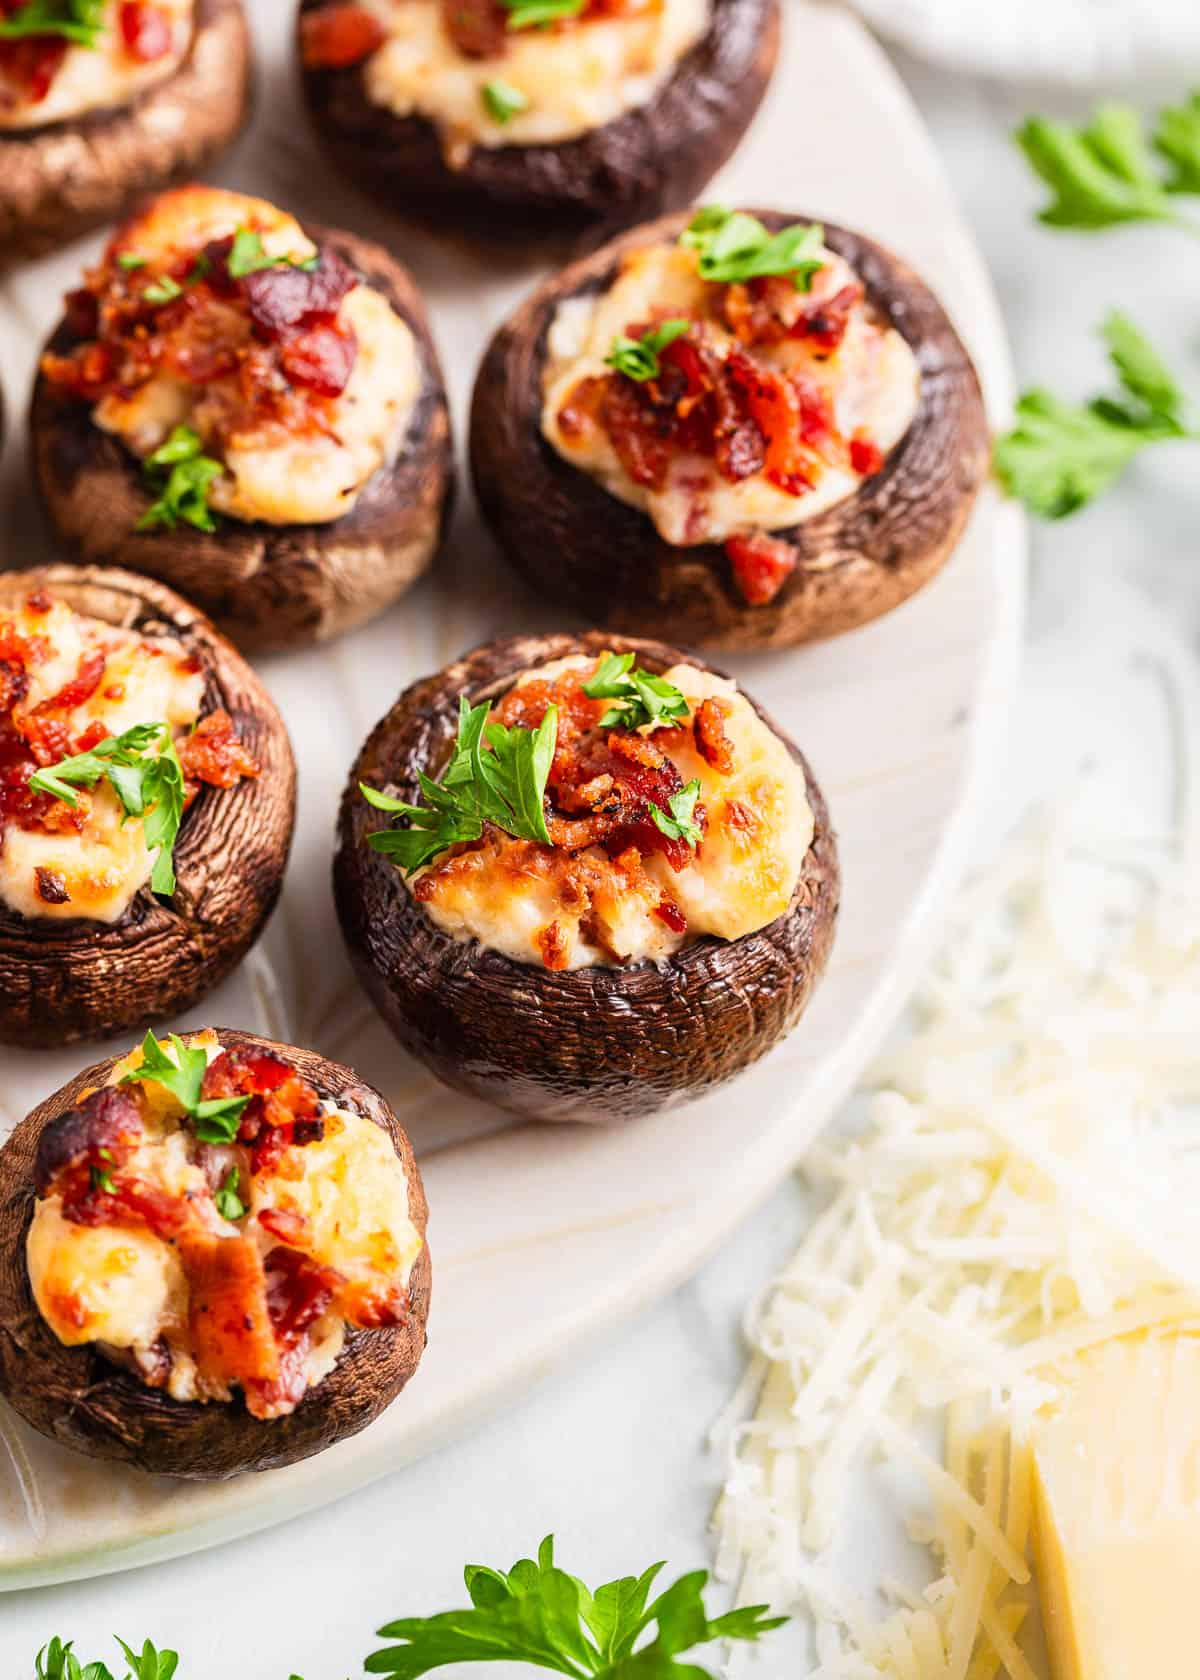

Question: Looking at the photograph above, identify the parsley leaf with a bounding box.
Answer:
[120,1032,250,1142]
[115,1639,179,1680]
[362,697,557,873]
[136,425,223,535]
[481,78,529,123]
[582,654,691,731]
[117,252,147,271]
[227,228,319,279]
[995,311,1197,518]
[0,0,104,46]
[681,206,825,289]
[1015,102,1200,234]
[648,781,702,850]
[213,1166,246,1222]
[142,276,183,305]
[605,320,689,383]
[27,722,187,895]
[367,1535,785,1678]
[502,0,584,29]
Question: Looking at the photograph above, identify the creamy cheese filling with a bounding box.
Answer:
[0,598,204,924]
[542,241,921,546]
[93,187,421,527]
[25,1031,423,1407]
[414,657,814,969]
[0,0,193,130]
[358,0,709,167]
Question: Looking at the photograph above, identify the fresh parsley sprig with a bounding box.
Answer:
[605,320,689,383]
[368,1535,784,1678]
[214,1166,246,1221]
[227,228,319,279]
[120,1032,250,1144]
[995,311,1197,517]
[1017,92,1200,235]
[28,722,185,896]
[582,654,690,731]
[362,697,558,873]
[0,0,104,46]
[136,425,223,536]
[481,79,529,124]
[35,1635,178,1680]
[502,0,584,29]
[681,206,825,289]
[649,781,702,850]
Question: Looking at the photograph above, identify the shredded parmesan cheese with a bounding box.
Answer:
[711,805,1200,1678]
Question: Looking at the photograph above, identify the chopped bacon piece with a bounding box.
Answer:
[694,697,735,774]
[440,0,508,58]
[299,3,387,68]
[258,1205,310,1247]
[340,1275,411,1329]
[243,249,357,338]
[119,2,173,61]
[0,32,68,105]
[264,1246,341,1341]
[725,531,797,607]
[34,866,69,905]
[182,1231,281,1391]
[280,322,358,397]
[536,921,570,970]
[724,351,816,497]
[655,896,687,934]
[850,433,885,477]
[35,1087,143,1199]
[34,647,106,717]
[201,1048,323,1171]
[177,709,260,790]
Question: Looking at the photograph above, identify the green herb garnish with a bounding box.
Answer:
[1016,96,1200,235]
[605,319,689,383]
[141,275,183,305]
[28,722,185,895]
[120,1032,250,1143]
[0,0,104,46]
[582,653,691,731]
[227,228,319,279]
[501,0,584,28]
[213,1166,246,1222]
[995,311,1197,517]
[89,1156,115,1195]
[648,780,702,850]
[137,425,223,535]
[117,252,147,271]
[363,697,558,873]
[367,1534,785,1678]
[681,206,825,289]
[481,78,529,123]
[114,1640,178,1680]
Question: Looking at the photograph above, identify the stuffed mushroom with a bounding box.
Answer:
[30,184,454,653]
[297,0,779,233]
[0,0,252,263]
[0,1027,430,1478]
[0,565,295,1048]
[470,206,990,649]
[335,630,838,1123]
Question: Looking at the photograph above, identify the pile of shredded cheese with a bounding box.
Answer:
[711,806,1200,1679]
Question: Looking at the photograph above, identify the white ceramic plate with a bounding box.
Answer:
[0,2,1023,1588]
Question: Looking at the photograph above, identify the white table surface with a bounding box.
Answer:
[4,26,1197,1679]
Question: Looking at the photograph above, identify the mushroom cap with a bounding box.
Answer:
[334,629,840,1124]
[0,1029,431,1479]
[296,0,780,236]
[470,210,991,650]
[0,566,296,1048]
[0,0,254,265]
[30,226,455,654]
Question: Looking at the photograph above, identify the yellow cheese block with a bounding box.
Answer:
[1032,1330,1200,1680]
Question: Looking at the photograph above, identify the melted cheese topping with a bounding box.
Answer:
[542,242,921,545]
[0,0,192,130]
[93,187,421,527]
[414,657,813,969]
[25,1032,422,1405]
[0,598,204,924]
[359,0,708,166]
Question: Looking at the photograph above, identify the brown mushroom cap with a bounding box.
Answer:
[0,1029,431,1479]
[296,0,779,236]
[0,566,296,1049]
[0,0,253,265]
[29,225,455,654]
[334,630,839,1124]
[469,210,991,650]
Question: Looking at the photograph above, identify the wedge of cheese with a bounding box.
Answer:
[1032,1330,1200,1680]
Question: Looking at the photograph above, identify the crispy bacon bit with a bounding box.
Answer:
[183,1231,281,1392]
[849,433,885,477]
[201,1048,323,1171]
[340,1275,410,1329]
[725,531,797,607]
[177,709,260,791]
[725,797,759,835]
[258,1205,310,1247]
[441,0,508,58]
[279,321,358,397]
[300,3,387,68]
[536,921,571,970]
[655,896,687,934]
[243,248,356,337]
[694,697,735,774]
[34,866,69,905]
[119,1,173,60]
[0,31,68,106]
[35,1087,142,1199]
[723,274,862,353]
